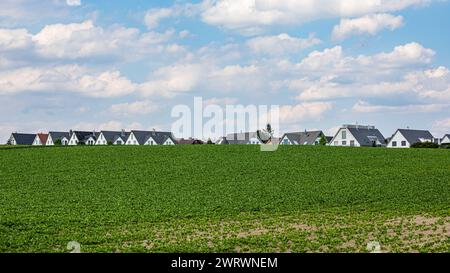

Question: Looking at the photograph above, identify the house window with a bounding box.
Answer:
[133,140,137,144]
[392,141,397,147]
[401,141,406,147]
[283,139,289,145]
[350,140,355,146]
[342,141,347,146]
[334,141,338,146]
[342,130,347,139]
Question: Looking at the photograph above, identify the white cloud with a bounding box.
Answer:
[246,33,321,55]
[276,102,333,124]
[352,100,449,113]
[110,101,159,115]
[332,13,404,41]
[71,120,143,131]
[0,65,136,98]
[0,28,32,50]
[145,8,173,29]
[66,0,81,7]
[139,64,203,98]
[432,118,450,136]
[201,0,431,34]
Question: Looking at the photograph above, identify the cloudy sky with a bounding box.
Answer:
[1,0,450,141]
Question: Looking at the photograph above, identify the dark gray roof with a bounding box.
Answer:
[347,127,386,146]
[11,133,36,145]
[225,132,260,144]
[131,130,177,145]
[49,131,70,140]
[280,131,323,145]
[396,129,434,145]
[100,131,130,143]
[71,131,100,142]
[217,137,229,144]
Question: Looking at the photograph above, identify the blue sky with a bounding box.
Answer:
[1,0,450,141]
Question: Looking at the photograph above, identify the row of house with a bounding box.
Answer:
[6,124,450,148]
[216,125,450,148]
[8,130,177,146]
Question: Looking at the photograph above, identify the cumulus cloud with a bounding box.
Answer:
[0,21,178,61]
[66,0,81,7]
[432,118,450,136]
[352,100,449,113]
[332,13,404,40]
[145,8,173,29]
[0,65,136,97]
[246,33,321,55]
[277,102,333,124]
[201,0,431,34]
[109,101,159,116]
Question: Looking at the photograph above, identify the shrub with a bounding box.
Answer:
[54,139,62,146]
[319,134,327,146]
[411,142,439,148]
[107,141,113,145]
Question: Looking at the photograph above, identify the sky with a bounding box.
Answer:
[1,0,450,142]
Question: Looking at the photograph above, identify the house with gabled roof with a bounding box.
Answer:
[32,133,48,146]
[8,133,36,145]
[329,125,386,147]
[387,129,434,148]
[279,131,326,145]
[224,132,262,145]
[68,130,100,146]
[440,134,450,145]
[125,130,177,145]
[46,132,70,145]
[95,130,130,145]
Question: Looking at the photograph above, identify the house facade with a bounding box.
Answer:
[68,131,99,146]
[32,133,48,146]
[125,130,177,145]
[440,134,450,145]
[387,129,434,148]
[223,132,262,145]
[46,132,70,145]
[279,131,326,145]
[329,125,385,147]
[95,131,130,145]
[8,133,36,145]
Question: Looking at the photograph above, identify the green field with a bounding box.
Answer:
[0,145,449,253]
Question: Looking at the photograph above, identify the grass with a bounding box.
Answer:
[0,145,449,253]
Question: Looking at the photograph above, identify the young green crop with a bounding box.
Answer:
[0,145,449,252]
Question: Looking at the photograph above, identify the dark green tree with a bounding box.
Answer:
[54,139,62,146]
[319,134,327,146]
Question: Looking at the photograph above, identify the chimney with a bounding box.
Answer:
[121,129,125,137]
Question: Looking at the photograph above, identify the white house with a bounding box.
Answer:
[223,132,262,145]
[440,134,450,145]
[68,131,99,146]
[46,132,70,146]
[329,125,386,147]
[7,133,36,145]
[387,129,434,148]
[32,133,48,146]
[279,131,325,145]
[125,130,177,145]
[95,131,130,145]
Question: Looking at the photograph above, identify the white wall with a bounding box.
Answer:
[280,135,293,145]
[68,134,78,145]
[387,131,409,148]
[32,135,42,145]
[126,132,139,145]
[442,136,450,144]
[329,128,360,147]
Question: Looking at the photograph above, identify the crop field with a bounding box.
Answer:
[0,145,449,253]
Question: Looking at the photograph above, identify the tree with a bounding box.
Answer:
[207,138,214,144]
[107,141,113,145]
[54,139,62,146]
[319,134,327,146]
